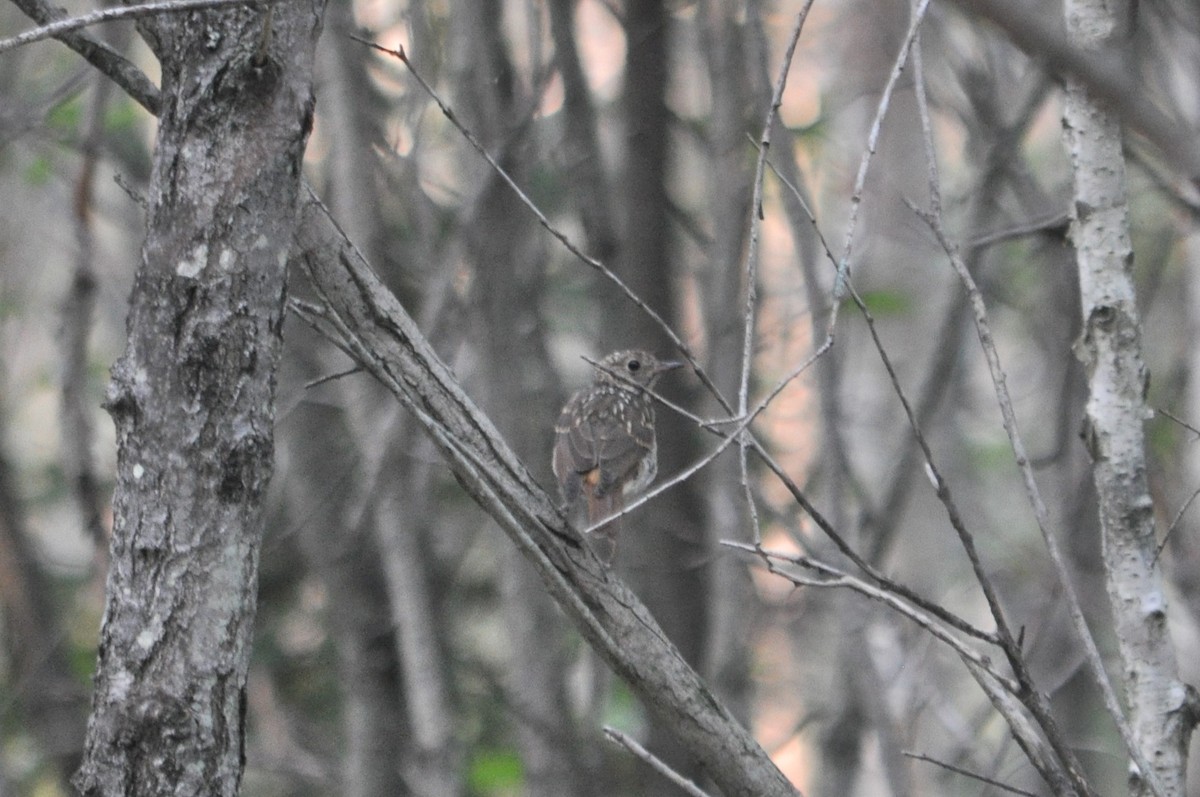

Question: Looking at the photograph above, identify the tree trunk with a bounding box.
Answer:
[73,2,325,794]
[1062,1,1197,794]
[615,2,710,789]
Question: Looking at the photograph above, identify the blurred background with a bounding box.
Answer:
[4,0,1200,795]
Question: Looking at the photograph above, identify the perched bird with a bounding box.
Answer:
[552,349,682,564]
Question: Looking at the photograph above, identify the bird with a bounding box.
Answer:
[552,349,682,564]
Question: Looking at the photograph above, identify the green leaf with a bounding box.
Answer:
[468,749,523,793]
[46,97,81,131]
[105,99,141,133]
[24,155,54,185]
[854,289,911,316]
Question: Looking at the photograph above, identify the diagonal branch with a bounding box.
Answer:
[730,542,1076,793]
[604,727,715,797]
[826,0,933,328]
[291,194,801,797]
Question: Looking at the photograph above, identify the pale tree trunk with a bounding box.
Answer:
[73,2,325,794]
[1062,1,1197,794]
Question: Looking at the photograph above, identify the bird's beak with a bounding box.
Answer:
[657,359,684,374]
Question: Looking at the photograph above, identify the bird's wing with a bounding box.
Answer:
[553,389,652,497]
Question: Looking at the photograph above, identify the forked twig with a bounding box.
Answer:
[725,542,1013,689]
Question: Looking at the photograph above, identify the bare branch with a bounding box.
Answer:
[724,542,1015,690]
[6,0,160,111]
[292,193,802,797]
[903,751,1039,797]
[603,728,715,797]
[827,0,933,327]
[1157,407,1200,441]
[737,0,816,544]
[0,0,281,54]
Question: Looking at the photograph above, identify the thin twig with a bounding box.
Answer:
[1153,483,1200,564]
[910,73,1148,797]
[826,0,933,329]
[967,211,1070,249]
[0,0,281,54]
[903,750,1039,797]
[1157,407,1200,440]
[350,35,728,407]
[725,542,1016,691]
[303,365,363,390]
[603,727,715,797]
[738,0,816,545]
[8,0,161,111]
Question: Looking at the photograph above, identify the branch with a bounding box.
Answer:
[6,0,160,111]
[737,0,816,544]
[604,728,714,797]
[0,0,280,54]
[826,0,933,327]
[725,543,1014,690]
[945,0,1200,184]
[903,751,1039,797]
[292,193,800,797]
[731,543,1077,792]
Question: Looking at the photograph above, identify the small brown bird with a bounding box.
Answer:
[552,350,682,564]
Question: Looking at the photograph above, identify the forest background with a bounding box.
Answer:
[3,0,1200,795]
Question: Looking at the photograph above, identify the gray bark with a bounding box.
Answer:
[1063,0,1197,794]
[73,2,325,794]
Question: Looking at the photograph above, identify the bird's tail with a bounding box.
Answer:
[586,490,623,566]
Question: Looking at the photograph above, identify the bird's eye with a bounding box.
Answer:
[627,359,641,372]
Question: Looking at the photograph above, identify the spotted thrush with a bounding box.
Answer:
[552,350,682,564]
